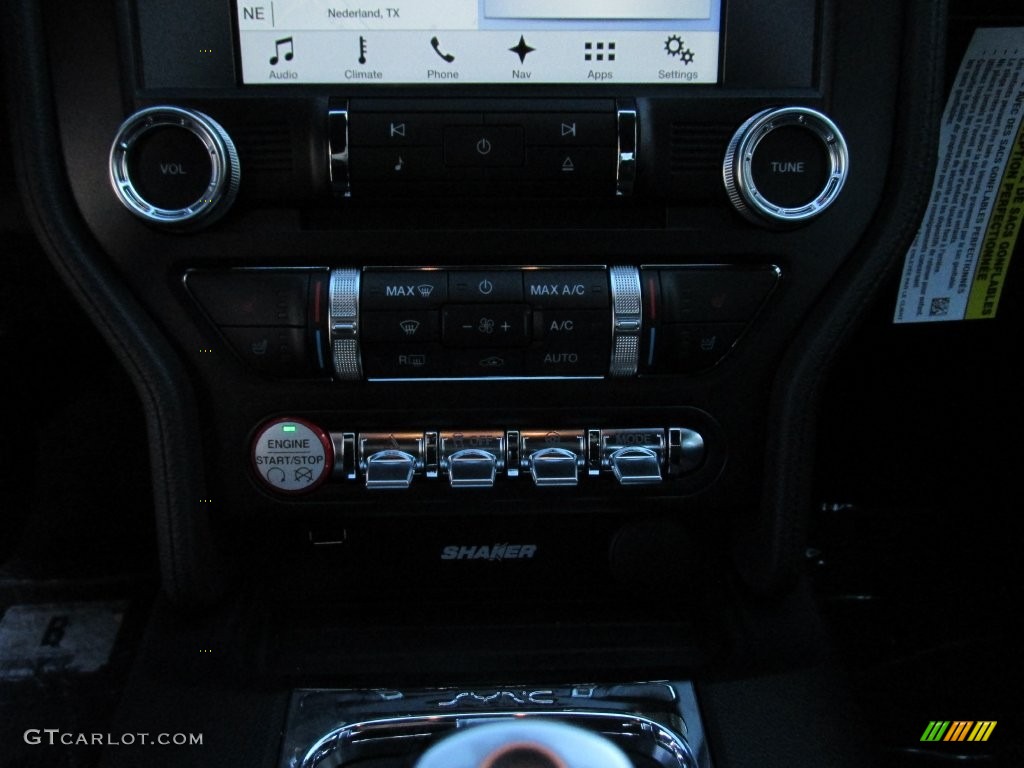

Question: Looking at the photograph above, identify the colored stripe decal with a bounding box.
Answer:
[921,721,949,742]
[921,720,996,742]
[945,721,972,741]
[968,722,997,742]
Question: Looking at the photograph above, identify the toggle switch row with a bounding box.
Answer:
[251,418,706,494]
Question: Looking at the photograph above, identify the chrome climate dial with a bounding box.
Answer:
[723,106,849,226]
[109,105,240,229]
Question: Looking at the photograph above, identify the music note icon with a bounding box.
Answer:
[269,37,294,66]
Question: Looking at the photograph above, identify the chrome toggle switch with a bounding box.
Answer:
[520,431,587,487]
[440,431,505,488]
[529,447,582,487]
[446,449,499,488]
[359,433,427,489]
[364,450,417,489]
[609,446,663,485]
[600,428,666,485]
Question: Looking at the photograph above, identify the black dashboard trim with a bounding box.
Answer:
[4,0,226,607]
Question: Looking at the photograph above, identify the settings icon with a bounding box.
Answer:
[664,34,696,64]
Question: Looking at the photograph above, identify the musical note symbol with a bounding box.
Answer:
[270,37,294,66]
[394,155,405,172]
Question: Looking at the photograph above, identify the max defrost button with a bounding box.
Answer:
[362,272,448,309]
[251,418,332,494]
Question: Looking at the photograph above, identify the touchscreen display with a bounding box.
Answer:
[236,1,721,85]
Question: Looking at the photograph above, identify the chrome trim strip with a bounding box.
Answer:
[327,106,351,197]
[609,265,641,377]
[329,268,362,380]
[616,102,638,197]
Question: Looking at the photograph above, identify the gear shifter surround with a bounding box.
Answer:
[414,719,633,768]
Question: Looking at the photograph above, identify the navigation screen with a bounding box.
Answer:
[236,0,721,85]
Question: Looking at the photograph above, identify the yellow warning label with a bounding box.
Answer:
[966,119,1024,319]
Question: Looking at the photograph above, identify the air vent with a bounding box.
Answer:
[232,119,294,174]
[669,123,733,173]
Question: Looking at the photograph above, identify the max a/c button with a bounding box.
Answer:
[523,270,609,308]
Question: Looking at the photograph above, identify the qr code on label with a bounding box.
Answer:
[929,297,951,316]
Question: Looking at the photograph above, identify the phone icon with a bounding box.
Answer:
[431,36,455,63]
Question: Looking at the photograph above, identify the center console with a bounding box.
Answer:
[5,0,947,765]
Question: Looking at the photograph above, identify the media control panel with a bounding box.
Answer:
[185,264,779,381]
[330,100,636,197]
[251,418,706,494]
[108,100,848,227]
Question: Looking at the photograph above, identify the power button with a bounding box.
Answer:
[251,418,333,495]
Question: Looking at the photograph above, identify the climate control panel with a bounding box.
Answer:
[186,264,779,381]
[251,418,706,495]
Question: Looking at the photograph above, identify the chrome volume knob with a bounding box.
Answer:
[109,105,240,229]
[723,106,849,226]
